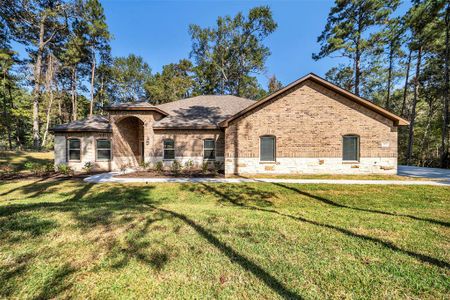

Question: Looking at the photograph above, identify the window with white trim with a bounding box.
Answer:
[68,138,81,161]
[203,139,215,160]
[163,139,175,160]
[96,139,111,161]
[260,136,276,162]
[342,135,360,162]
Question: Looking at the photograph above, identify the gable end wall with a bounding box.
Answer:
[224,80,398,175]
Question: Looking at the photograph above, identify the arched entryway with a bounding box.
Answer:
[113,116,145,168]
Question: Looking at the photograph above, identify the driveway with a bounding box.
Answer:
[398,165,450,180]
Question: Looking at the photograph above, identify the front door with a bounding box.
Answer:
[141,141,145,163]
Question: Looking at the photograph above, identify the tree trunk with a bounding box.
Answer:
[32,16,47,150]
[42,55,55,147]
[401,50,412,117]
[354,45,361,96]
[7,83,21,149]
[89,51,96,116]
[407,47,422,165]
[420,99,434,166]
[100,74,104,111]
[386,45,394,110]
[2,71,12,150]
[71,67,78,121]
[441,2,450,168]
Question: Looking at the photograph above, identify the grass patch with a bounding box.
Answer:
[0,179,449,299]
[0,151,54,170]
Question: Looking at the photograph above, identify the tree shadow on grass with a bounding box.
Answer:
[0,252,35,298]
[33,263,76,300]
[190,183,450,270]
[145,203,303,300]
[1,182,180,298]
[270,182,450,228]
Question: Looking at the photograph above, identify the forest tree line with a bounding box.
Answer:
[0,0,449,168]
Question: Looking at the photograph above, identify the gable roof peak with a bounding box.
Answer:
[220,72,409,127]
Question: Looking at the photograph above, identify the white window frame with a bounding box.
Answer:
[203,139,216,161]
[67,138,81,162]
[163,139,175,160]
[96,139,112,162]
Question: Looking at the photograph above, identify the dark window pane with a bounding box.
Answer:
[164,150,175,160]
[97,150,111,160]
[69,150,80,160]
[164,139,174,149]
[97,139,111,149]
[204,140,215,149]
[69,139,80,149]
[204,150,215,160]
[260,137,275,161]
[343,136,359,161]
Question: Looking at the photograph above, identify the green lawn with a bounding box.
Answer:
[0,151,54,170]
[0,179,449,299]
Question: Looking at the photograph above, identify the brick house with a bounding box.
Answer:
[52,73,408,175]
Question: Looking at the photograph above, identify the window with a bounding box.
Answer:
[203,139,215,160]
[260,136,276,162]
[163,139,175,160]
[96,139,111,161]
[343,135,360,162]
[68,138,81,161]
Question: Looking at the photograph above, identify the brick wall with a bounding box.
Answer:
[151,129,225,167]
[224,80,398,175]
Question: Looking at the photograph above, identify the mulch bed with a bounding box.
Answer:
[115,170,224,178]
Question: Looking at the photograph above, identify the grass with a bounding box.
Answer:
[0,179,449,299]
[0,151,54,170]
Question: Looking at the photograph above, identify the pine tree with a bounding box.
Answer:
[313,0,400,96]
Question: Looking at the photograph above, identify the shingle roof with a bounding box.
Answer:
[153,95,255,129]
[105,102,168,114]
[51,115,112,133]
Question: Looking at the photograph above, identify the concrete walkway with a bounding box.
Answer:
[84,171,450,186]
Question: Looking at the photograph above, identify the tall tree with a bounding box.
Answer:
[313,0,400,96]
[382,17,405,110]
[405,0,443,164]
[441,1,450,167]
[81,0,111,116]
[145,59,194,104]
[267,75,282,93]
[189,6,277,99]
[1,0,68,149]
[110,54,152,102]
[59,17,89,121]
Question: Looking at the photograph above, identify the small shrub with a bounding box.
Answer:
[184,159,194,172]
[0,164,15,175]
[24,161,43,176]
[83,162,94,174]
[155,161,164,173]
[57,164,73,176]
[43,162,55,174]
[213,161,224,174]
[119,164,128,173]
[171,160,181,175]
[139,161,151,171]
[201,161,210,174]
